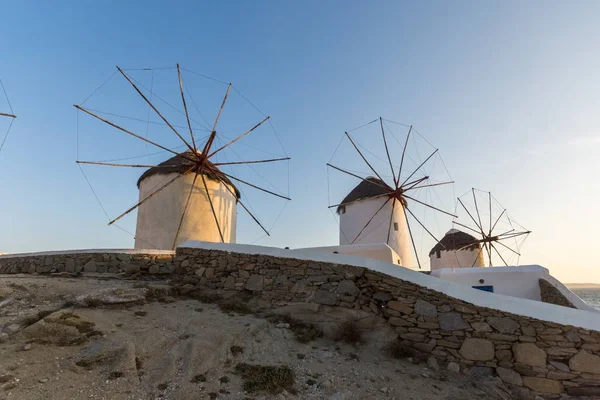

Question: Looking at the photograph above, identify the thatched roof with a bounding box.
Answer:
[429,229,480,256]
[337,177,393,213]
[137,151,240,199]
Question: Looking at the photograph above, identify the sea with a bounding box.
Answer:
[571,288,600,310]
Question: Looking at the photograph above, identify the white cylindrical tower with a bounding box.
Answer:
[134,152,239,250]
[429,229,484,270]
[337,178,415,269]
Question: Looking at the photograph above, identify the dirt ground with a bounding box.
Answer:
[0,275,528,400]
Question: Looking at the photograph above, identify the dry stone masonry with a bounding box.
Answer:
[2,246,600,397]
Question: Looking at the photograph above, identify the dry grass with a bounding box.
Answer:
[218,301,253,315]
[235,363,295,394]
[266,314,323,343]
[333,320,364,345]
[192,292,223,304]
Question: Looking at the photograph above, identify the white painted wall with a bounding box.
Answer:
[135,172,237,250]
[339,197,415,269]
[430,247,485,270]
[180,241,600,329]
[292,243,404,266]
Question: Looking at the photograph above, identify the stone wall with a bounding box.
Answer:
[1,246,600,396]
[539,279,576,309]
[0,251,174,275]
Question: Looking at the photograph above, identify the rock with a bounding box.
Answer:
[521,325,536,336]
[65,259,76,273]
[459,338,495,361]
[387,301,413,315]
[245,275,264,291]
[204,268,215,279]
[564,331,580,343]
[497,367,523,386]
[372,292,392,302]
[75,338,129,370]
[38,378,48,383]
[195,267,206,277]
[224,276,235,289]
[547,371,577,380]
[439,312,469,331]
[336,280,359,296]
[522,377,563,394]
[414,299,437,317]
[75,288,147,306]
[388,317,413,327]
[470,366,494,376]
[447,362,460,373]
[0,332,9,343]
[487,317,519,334]
[471,322,493,332]
[83,261,97,273]
[570,350,600,374]
[496,349,512,361]
[122,264,139,274]
[148,264,159,274]
[549,361,570,372]
[567,387,600,396]
[513,343,546,367]
[314,290,337,306]
[23,344,32,351]
[427,356,440,371]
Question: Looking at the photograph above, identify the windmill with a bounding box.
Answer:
[327,118,456,269]
[452,189,531,267]
[0,79,16,156]
[74,64,290,250]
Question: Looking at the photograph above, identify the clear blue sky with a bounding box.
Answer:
[1,1,598,283]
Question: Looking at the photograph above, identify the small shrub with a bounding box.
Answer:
[333,320,364,345]
[218,301,253,315]
[230,345,244,356]
[385,339,417,359]
[266,314,323,343]
[191,374,206,383]
[192,292,223,303]
[235,363,295,394]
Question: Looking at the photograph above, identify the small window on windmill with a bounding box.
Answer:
[339,205,346,214]
[393,222,398,231]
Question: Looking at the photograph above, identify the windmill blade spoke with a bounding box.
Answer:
[345,131,386,184]
[402,205,421,269]
[404,195,458,218]
[213,157,290,166]
[0,112,16,119]
[488,192,492,236]
[457,198,485,233]
[496,229,515,237]
[495,240,521,256]
[380,117,397,187]
[401,148,438,187]
[497,231,531,240]
[108,166,194,226]
[405,206,445,249]
[201,173,224,243]
[452,221,484,236]
[219,179,270,236]
[490,242,509,266]
[212,83,232,132]
[351,198,391,244]
[176,63,197,150]
[457,240,484,252]
[116,66,195,153]
[471,245,484,267]
[386,197,397,244]
[76,160,162,168]
[472,189,485,236]
[403,176,429,190]
[490,209,506,234]
[74,105,197,163]
[171,171,201,250]
[397,125,412,186]
[484,242,492,266]
[208,115,270,158]
[326,163,392,191]
[220,172,291,200]
[405,180,455,191]
[328,192,390,209]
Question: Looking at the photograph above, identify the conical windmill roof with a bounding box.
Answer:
[429,229,479,256]
[137,151,240,199]
[337,177,393,213]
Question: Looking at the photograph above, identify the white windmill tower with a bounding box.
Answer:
[328,118,456,269]
[429,229,484,270]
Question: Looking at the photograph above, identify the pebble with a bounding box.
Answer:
[39,378,48,383]
[447,362,460,373]
[276,323,290,329]
[23,344,32,351]
[380,387,389,393]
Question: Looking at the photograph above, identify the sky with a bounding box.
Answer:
[0,1,599,283]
